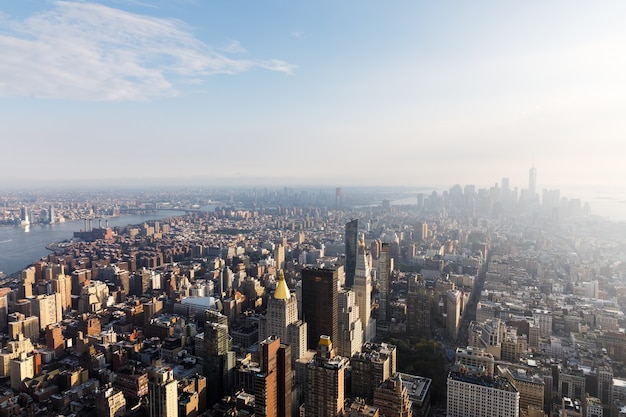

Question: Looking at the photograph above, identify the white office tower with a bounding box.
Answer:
[337,289,363,358]
[446,290,462,341]
[259,271,307,361]
[447,362,519,417]
[354,237,375,342]
[148,366,178,417]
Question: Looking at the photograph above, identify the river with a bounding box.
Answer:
[0,210,184,277]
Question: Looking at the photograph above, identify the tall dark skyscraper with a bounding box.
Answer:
[344,219,358,287]
[406,275,431,340]
[301,266,339,350]
[204,310,235,407]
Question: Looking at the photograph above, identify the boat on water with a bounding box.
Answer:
[0,239,11,243]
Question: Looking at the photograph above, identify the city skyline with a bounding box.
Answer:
[1,1,626,192]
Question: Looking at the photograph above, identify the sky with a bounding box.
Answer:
[1,0,625,195]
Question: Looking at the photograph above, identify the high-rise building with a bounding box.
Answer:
[259,271,307,362]
[204,310,235,407]
[52,273,72,313]
[78,280,111,314]
[529,165,537,197]
[468,318,507,360]
[447,362,519,417]
[336,187,343,208]
[497,365,545,416]
[378,243,392,324]
[220,267,234,296]
[8,313,39,342]
[20,207,30,225]
[337,289,363,358]
[96,385,127,417]
[354,237,374,342]
[455,347,495,377]
[597,365,613,407]
[351,342,397,401]
[397,373,432,417]
[178,374,206,416]
[71,269,91,296]
[46,323,65,358]
[345,219,359,287]
[559,367,586,400]
[275,245,285,271]
[48,205,55,224]
[20,267,36,299]
[446,290,461,341]
[0,288,8,334]
[533,309,552,337]
[373,374,412,417]
[32,293,63,331]
[301,266,339,350]
[501,178,510,195]
[406,276,431,340]
[0,334,34,378]
[305,336,348,417]
[255,336,292,417]
[417,222,428,242]
[10,352,34,390]
[205,310,229,356]
[148,365,178,417]
[114,369,149,405]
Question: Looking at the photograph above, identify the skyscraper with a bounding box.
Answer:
[275,245,285,271]
[446,290,462,341]
[255,336,292,417]
[10,352,34,390]
[378,242,392,324]
[96,385,127,417]
[20,207,30,225]
[204,310,235,406]
[447,362,519,417]
[344,219,359,287]
[305,336,348,417]
[351,342,397,401]
[336,187,343,208]
[47,205,55,224]
[32,293,63,331]
[259,271,307,361]
[529,165,537,197]
[148,365,178,417]
[354,236,374,342]
[337,289,363,358]
[301,266,339,350]
[406,275,431,340]
[373,374,412,417]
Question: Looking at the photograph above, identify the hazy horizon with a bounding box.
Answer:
[1,1,625,194]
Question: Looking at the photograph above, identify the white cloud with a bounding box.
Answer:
[220,40,247,54]
[0,1,295,101]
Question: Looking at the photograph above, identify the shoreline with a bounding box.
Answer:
[0,209,183,278]
[0,211,160,229]
[45,238,80,252]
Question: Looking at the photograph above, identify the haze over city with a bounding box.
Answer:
[1,1,625,193]
[4,3,626,416]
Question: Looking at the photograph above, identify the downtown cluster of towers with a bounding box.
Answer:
[248,217,396,416]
